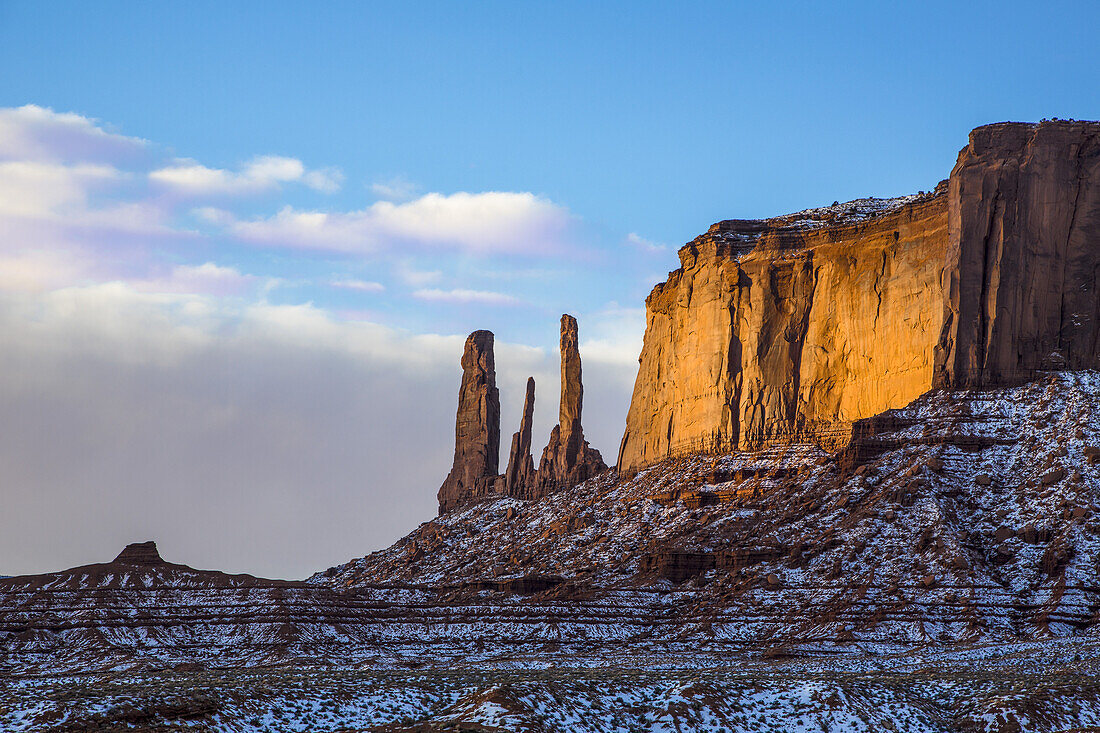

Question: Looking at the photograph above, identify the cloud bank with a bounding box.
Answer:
[0,285,636,578]
[0,104,646,579]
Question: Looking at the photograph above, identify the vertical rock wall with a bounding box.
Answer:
[935,121,1100,387]
[618,193,948,474]
[619,120,1100,475]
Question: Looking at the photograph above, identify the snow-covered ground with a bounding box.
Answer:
[3,373,1100,730]
[4,662,1100,733]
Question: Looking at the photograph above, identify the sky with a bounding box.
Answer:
[0,1,1097,579]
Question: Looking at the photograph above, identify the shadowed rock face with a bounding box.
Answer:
[935,121,1100,388]
[438,330,500,514]
[504,377,536,496]
[113,541,164,566]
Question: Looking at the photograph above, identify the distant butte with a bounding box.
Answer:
[112,541,165,566]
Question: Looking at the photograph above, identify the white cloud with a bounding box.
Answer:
[129,262,257,296]
[625,232,666,252]
[579,302,646,373]
[370,175,419,201]
[303,168,344,194]
[0,160,120,218]
[0,104,146,163]
[330,278,385,293]
[149,155,342,196]
[0,283,634,577]
[228,191,574,255]
[412,288,521,306]
[394,262,443,287]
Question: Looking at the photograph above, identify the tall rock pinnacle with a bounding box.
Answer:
[438,330,500,514]
[504,377,536,497]
[536,315,607,494]
[558,314,584,467]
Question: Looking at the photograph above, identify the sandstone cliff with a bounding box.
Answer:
[618,188,948,473]
[935,121,1100,387]
[620,119,1100,474]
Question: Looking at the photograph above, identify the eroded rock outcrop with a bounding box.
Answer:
[439,317,607,512]
[113,541,164,566]
[535,315,607,495]
[620,119,1100,475]
[935,121,1100,388]
[618,189,949,473]
[503,377,536,496]
[438,330,500,514]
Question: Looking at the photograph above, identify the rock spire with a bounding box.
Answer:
[437,316,608,513]
[535,315,607,494]
[438,330,500,514]
[504,377,536,497]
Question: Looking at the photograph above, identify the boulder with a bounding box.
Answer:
[1041,467,1067,486]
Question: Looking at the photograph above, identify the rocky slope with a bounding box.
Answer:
[5,372,1098,677]
[320,372,1100,652]
[8,666,1100,733]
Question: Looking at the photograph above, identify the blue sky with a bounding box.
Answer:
[0,1,1097,577]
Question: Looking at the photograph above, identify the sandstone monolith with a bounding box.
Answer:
[617,189,949,474]
[438,330,500,514]
[504,377,536,496]
[618,119,1100,476]
[934,120,1100,388]
[535,315,606,494]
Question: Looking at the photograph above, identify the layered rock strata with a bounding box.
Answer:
[620,119,1100,475]
[935,121,1100,388]
[438,331,500,514]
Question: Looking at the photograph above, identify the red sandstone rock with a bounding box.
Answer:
[503,377,536,497]
[438,331,500,514]
[113,541,164,566]
[936,121,1100,388]
[534,315,607,496]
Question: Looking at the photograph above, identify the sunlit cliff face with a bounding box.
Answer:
[619,120,1100,474]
